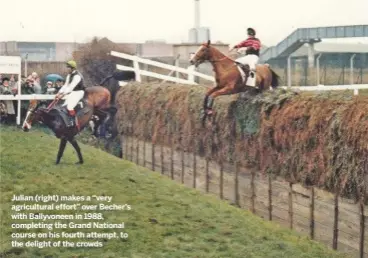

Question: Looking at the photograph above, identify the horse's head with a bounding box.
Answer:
[22,99,42,132]
[189,40,214,67]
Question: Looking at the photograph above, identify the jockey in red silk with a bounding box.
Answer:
[230,28,261,87]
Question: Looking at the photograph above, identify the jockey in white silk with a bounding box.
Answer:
[55,60,85,128]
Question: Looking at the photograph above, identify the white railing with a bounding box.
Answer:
[110,51,215,85]
[111,51,368,95]
[0,94,55,100]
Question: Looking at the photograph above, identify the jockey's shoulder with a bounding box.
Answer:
[250,37,260,41]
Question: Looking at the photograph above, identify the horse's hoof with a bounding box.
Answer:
[75,161,83,165]
[55,161,60,165]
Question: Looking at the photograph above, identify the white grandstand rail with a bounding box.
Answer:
[0,94,55,100]
[110,51,216,83]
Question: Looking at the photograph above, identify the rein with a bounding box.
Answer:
[209,56,228,63]
[46,98,59,111]
[207,53,237,72]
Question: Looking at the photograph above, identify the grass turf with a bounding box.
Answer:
[0,125,347,258]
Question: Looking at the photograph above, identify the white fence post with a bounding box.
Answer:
[187,65,195,83]
[133,58,142,82]
[17,60,21,125]
[350,54,358,95]
[316,53,322,85]
[287,55,291,88]
[175,55,180,82]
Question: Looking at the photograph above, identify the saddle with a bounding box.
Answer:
[235,62,252,85]
[49,98,92,127]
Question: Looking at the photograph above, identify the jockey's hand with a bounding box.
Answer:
[55,93,64,100]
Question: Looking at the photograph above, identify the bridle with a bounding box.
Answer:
[22,99,59,130]
[200,46,228,63]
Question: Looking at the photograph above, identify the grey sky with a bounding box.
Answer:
[2,0,368,46]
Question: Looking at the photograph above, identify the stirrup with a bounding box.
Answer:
[67,116,76,127]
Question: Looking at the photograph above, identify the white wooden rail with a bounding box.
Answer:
[110,51,215,84]
[111,51,368,95]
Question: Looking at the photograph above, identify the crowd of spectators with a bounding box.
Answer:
[0,72,65,124]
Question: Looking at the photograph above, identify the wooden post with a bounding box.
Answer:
[125,134,128,160]
[268,175,272,221]
[206,158,210,193]
[151,143,155,171]
[220,161,224,199]
[120,135,124,159]
[181,149,185,184]
[235,161,240,207]
[359,197,365,258]
[332,190,339,250]
[130,136,134,161]
[160,144,164,175]
[170,144,174,180]
[193,145,197,189]
[251,170,256,213]
[135,137,139,165]
[289,183,293,229]
[310,187,315,239]
[143,140,146,167]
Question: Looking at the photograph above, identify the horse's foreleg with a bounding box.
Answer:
[69,138,83,164]
[56,138,67,165]
[201,86,221,126]
[100,112,112,138]
[92,117,102,137]
[208,86,236,112]
[204,86,220,109]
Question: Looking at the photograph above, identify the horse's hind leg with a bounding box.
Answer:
[69,138,84,164]
[56,138,67,165]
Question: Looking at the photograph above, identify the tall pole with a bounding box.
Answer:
[316,54,322,85]
[24,53,28,77]
[194,0,200,29]
[287,55,291,88]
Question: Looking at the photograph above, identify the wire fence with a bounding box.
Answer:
[121,135,367,258]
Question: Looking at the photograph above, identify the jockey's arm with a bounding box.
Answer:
[58,74,81,95]
[234,39,253,49]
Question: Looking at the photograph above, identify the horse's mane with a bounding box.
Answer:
[207,44,235,63]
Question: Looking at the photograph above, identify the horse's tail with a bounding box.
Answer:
[112,70,136,81]
[99,75,114,86]
[269,67,280,88]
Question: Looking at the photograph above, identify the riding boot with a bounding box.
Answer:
[67,110,76,128]
[206,96,214,114]
[246,70,256,87]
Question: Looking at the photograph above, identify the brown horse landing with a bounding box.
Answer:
[189,40,280,125]
[22,86,112,165]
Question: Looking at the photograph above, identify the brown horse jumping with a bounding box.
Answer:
[22,86,113,164]
[189,40,280,124]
